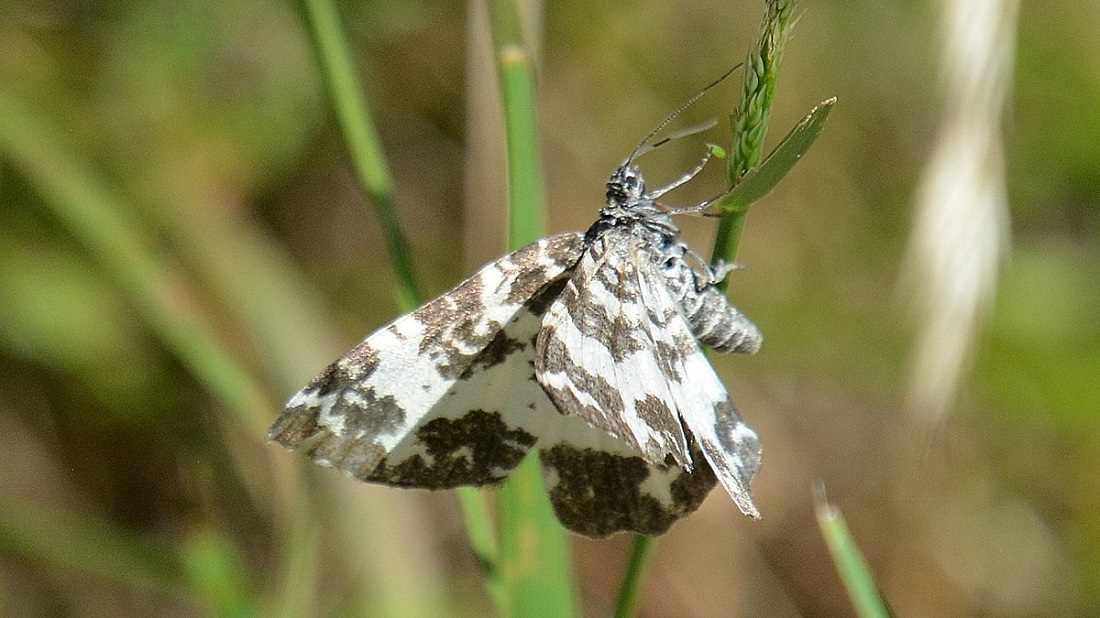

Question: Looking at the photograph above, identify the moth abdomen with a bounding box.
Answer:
[685,286,762,354]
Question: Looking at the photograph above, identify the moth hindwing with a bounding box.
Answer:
[272,70,766,537]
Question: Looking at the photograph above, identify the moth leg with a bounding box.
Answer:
[671,252,761,354]
[647,149,713,201]
[681,250,738,287]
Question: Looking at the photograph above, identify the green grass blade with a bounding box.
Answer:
[499,46,548,249]
[266,469,323,618]
[181,527,259,617]
[0,92,274,432]
[299,0,420,311]
[0,501,187,599]
[719,97,835,212]
[612,535,656,618]
[455,488,507,610]
[712,0,795,269]
[299,0,505,611]
[814,486,894,618]
[496,455,576,618]
[489,2,577,616]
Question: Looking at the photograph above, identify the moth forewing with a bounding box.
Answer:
[630,244,763,516]
[269,233,585,488]
[534,230,694,469]
[678,389,763,518]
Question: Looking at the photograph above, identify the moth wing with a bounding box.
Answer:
[632,249,763,518]
[269,232,585,488]
[535,226,692,467]
[535,410,718,537]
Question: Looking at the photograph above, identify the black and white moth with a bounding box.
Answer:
[269,74,764,538]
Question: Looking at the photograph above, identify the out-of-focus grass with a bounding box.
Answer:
[815,486,892,618]
[0,91,273,431]
[487,2,578,614]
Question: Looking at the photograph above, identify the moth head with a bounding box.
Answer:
[606,164,646,207]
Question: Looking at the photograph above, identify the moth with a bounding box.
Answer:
[269,72,764,538]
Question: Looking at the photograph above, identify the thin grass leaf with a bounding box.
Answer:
[612,535,656,618]
[488,2,577,616]
[298,0,502,613]
[264,467,323,618]
[0,92,274,432]
[719,97,835,212]
[299,0,420,311]
[496,456,575,618]
[181,527,258,617]
[499,45,548,250]
[814,485,894,618]
[0,501,187,599]
[455,488,507,610]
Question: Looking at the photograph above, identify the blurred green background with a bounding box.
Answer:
[1,0,1097,616]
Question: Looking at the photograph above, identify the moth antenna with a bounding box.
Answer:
[624,64,742,166]
[634,118,719,159]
